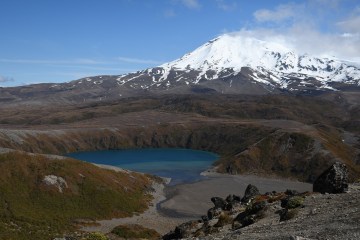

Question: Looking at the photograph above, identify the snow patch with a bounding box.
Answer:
[93,80,103,85]
[156,33,360,90]
[107,33,360,91]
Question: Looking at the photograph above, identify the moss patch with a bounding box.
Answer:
[111,224,160,239]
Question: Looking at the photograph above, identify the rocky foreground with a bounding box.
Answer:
[163,163,360,240]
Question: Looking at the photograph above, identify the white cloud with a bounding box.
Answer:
[117,56,163,65]
[337,15,360,34]
[0,58,109,65]
[181,0,200,9]
[244,1,360,61]
[164,9,176,18]
[216,0,237,11]
[0,75,14,83]
[254,3,298,23]
[229,27,360,61]
[311,0,341,8]
[0,57,164,66]
[52,65,136,72]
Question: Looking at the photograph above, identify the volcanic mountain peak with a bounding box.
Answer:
[112,33,360,95]
[2,34,360,105]
[158,33,359,84]
[160,34,294,72]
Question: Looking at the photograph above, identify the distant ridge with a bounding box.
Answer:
[1,33,360,104]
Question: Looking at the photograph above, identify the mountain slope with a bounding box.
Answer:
[116,33,360,94]
[1,34,360,105]
[0,151,153,239]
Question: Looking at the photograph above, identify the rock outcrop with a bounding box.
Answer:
[163,184,309,239]
[162,221,201,240]
[210,197,227,210]
[241,184,260,203]
[162,183,360,240]
[43,175,68,193]
[313,162,349,194]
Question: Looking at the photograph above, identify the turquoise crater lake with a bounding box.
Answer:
[68,148,219,185]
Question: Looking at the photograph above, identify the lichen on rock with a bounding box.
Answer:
[313,162,349,194]
[43,175,68,193]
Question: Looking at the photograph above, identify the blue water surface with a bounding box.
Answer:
[67,148,219,185]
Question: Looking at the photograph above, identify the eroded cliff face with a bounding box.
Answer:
[0,123,271,154]
[216,132,331,182]
[0,122,358,183]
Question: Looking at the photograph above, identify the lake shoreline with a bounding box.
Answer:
[81,176,192,235]
[69,148,219,185]
[85,164,313,235]
[159,171,313,219]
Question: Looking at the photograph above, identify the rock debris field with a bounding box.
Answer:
[163,163,360,240]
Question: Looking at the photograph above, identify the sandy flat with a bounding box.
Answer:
[81,180,192,235]
[160,172,312,218]
[83,171,312,235]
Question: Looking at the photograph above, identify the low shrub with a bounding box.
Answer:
[111,224,160,240]
[86,232,108,240]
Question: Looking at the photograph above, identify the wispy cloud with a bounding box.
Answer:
[180,0,201,9]
[240,1,360,61]
[117,56,163,65]
[48,64,137,72]
[337,15,360,34]
[311,0,342,9]
[0,56,161,86]
[216,0,237,11]
[164,9,176,18]
[215,2,360,61]
[0,75,14,83]
[0,57,164,66]
[0,58,109,65]
[254,3,298,23]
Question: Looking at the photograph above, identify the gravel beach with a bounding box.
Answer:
[159,172,312,218]
[83,168,312,235]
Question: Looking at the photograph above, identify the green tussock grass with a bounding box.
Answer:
[111,224,160,240]
[0,152,152,240]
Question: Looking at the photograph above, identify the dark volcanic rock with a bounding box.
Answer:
[226,194,241,203]
[285,189,299,196]
[201,215,209,222]
[162,220,200,240]
[246,200,267,215]
[162,184,360,240]
[233,211,256,229]
[313,162,349,194]
[207,207,222,220]
[225,194,242,210]
[211,197,227,210]
[233,200,268,229]
[241,184,260,203]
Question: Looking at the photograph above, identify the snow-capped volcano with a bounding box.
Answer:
[2,34,359,104]
[114,33,360,94]
[161,34,293,73]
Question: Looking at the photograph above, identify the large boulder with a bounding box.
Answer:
[225,194,242,211]
[241,184,260,203]
[162,220,200,240]
[226,194,241,203]
[211,197,227,210]
[207,207,223,220]
[313,162,349,194]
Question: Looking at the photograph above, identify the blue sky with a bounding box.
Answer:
[1,0,359,86]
